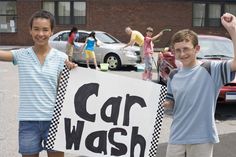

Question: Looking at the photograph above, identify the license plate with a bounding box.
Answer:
[226,92,236,101]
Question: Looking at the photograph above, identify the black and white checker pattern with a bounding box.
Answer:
[149,85,167,157]
[46,65,70,150]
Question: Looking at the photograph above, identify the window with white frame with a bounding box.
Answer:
[43,1,86,25]
[193,3,206,27]
[74,2,86,24]
[58,2,71,24]
[193,2,236,27]
[43,2,55,15]
[208,4,221,27]
[0,1,17,32]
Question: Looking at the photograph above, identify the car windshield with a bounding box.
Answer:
[197,37,234,59]
[95,32,120,44]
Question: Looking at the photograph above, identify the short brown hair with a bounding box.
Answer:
[29,10,55,31]
[170,29,198,48]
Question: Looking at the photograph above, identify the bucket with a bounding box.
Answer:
[136,63,145,72]
[100,63,109,71]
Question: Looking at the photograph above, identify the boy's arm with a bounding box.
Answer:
[151,31,163,41]
[221,13,236,71]
[0,50,13,62]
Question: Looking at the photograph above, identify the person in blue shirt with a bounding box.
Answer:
[163,13,236,157]
[80,31,100,70]
[0,10,77,157]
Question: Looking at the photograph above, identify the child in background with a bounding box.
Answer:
[80,31,100,70]
[66,26,78,61]
[143,27,163,80]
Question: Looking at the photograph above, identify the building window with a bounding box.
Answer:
[74,2,86,24]
[58,2,70,24]
[208,4,221,27]
[193,3,206,27]
[193,2,236,27]
[225,4,236,15]
[0,1,17,32]
[43,2,55,15]
[43,1,86,25]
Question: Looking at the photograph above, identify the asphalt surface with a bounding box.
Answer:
[0,49,236,157]
[156,132,236,157]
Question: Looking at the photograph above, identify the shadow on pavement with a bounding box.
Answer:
[76,63,138,71]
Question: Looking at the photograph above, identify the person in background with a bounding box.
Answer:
[163,13,236,157]
[66,26,78,61]
[0,10,77,157]
[142,27,163,81]
[80,31,100,70]
[123,26,144,62]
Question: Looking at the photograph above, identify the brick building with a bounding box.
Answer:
[0,0,236,47]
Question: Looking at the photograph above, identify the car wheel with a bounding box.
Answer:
[104,54,121,70]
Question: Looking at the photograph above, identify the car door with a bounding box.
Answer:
[50,32,69,53]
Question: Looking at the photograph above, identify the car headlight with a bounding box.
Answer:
[123,49,137,56]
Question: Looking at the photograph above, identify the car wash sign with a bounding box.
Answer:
[46,66,166,157]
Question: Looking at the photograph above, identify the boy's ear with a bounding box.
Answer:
[195,45,200,52]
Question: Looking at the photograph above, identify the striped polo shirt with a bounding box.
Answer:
[12,47,67,121]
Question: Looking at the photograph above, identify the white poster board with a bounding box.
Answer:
[46,66,166,157]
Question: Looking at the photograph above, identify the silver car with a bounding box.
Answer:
[49,30,141,70]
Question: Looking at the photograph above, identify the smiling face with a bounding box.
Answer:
[146,30,153,37]
[171,29,200,68]
[173,40,200,68]
[29,17,53,47]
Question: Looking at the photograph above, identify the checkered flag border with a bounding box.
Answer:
[148,85,167,157]
[46,65,70,150]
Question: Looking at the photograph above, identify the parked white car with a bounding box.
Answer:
[49,30,141,70]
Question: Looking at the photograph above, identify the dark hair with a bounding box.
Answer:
[89,31,97,41]
[69,26,78,37]
[170,29,198,49]
[29,10,55,30]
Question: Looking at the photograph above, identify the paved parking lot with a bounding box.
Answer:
[1,56,236,157]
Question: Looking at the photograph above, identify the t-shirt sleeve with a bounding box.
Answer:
[211,60,235,89]
[130,31,136,41]
[59,51,68,72]
[166,78,174,102]
[11,48,24,65]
